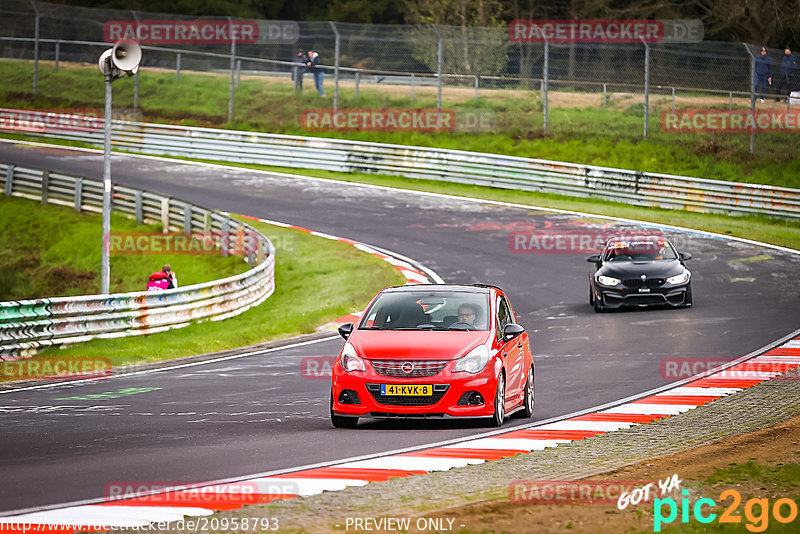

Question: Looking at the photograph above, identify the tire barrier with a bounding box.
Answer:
[0,162,276,360]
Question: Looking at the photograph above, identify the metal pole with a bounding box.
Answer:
[410,73,415,101]
[228,17,236,123]
[543,42,549,135]
[329,21,340,112]
[355,71,360,99]
[474,75,479,100]
[131,10,139,111]
[642,37,650,137]
[742,43,756,153]
[176,53,181,81]
[433,24,443,123]
[236,59,241,88]
[29,0,39,94]
[55,40,60,72]
[603,83,607,109]
[101,73,113,295]
[671,86,675,112]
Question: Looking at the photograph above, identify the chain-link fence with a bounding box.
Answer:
[2,0,799,152]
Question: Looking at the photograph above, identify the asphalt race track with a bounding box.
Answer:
[1,141,799,513]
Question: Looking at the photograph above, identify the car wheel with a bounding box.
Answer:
[330,391,358,429]
[683,286,693,307]
[593,295,604,313]
[521,366,534,418]
[589,286,594,305]
[489,373,506,427]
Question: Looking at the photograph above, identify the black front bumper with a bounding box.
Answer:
[597,285,690,308]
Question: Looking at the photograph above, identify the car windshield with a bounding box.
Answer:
[603,240,678,262]
[359,290,490,331]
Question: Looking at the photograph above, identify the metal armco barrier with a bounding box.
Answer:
[3,112,797,219]
[0,162,276,359]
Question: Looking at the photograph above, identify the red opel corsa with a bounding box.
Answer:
[330,284,534,428]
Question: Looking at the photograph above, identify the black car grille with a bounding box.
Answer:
[366,383,449,406]
[622,278,665,288]
[370,360,449,378]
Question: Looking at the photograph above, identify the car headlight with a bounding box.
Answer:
[666,270,691,285]
[453,345,490,374]
[340,342,366,373]
[596,274,621,287]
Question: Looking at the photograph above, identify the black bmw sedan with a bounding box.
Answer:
[587,237,692,312]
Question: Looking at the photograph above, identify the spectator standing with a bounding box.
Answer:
[775,47,796,102]
[753,46,773,104]
[146,264,178,291]
[307,50,325,96]
[291,50,307,91]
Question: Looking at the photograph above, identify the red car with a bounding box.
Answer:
[330,284,535,428]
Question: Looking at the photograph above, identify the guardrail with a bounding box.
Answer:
[6,114,797,219]
[0,162,276,359]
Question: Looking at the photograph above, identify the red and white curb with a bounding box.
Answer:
[2,333,799,532]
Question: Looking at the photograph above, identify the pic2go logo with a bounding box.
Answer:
[654,489,799,532]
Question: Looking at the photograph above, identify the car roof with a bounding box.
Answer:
[381,283,498,294]
[605,236,671,247]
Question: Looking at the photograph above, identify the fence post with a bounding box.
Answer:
[410,73,415,101]
[433,24,443,123]
[543,41,549,135]
[160,197,170,233]
[742,43,756,153]
[671,86,675,112]
[41,170,49,205]
[221,217,229,257]
[228,16,236,123]
[474,75,479,100]
[55,40,60,72]
[603,83,607,109]
[236,59,241,88]
[642,37,650,137]
[183,204,192,234]
[176,53,181,81]
[134,190,143,224]
[5,165,14,196]
[74,177,83,211]
[28,0,39,94]
[355,71,360,99]
[329,21,340,113]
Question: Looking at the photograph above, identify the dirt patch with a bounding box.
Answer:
[434,413,800,534]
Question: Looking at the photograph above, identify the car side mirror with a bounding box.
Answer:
[587,254,601,264]
[338,322,354,340]
[503,323,525,342]
[679,252,692,261]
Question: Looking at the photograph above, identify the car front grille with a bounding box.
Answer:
[622,278,665,288]
[366,383,449,406]
[370,360,449,378]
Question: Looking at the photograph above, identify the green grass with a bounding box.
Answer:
[32,217,405,367]
[2,59,800,188]
[0,195,249,299]
[706,461,800,488]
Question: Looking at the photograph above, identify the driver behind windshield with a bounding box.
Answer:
[457,303,486,329]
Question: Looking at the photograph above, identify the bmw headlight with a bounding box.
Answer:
[453,345,490,374]
[340,342,366,373]
[596,274,621,287]
[666,270,691,285]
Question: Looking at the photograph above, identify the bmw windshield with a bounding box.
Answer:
[359,290,491,331]
[603,240,678,262]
